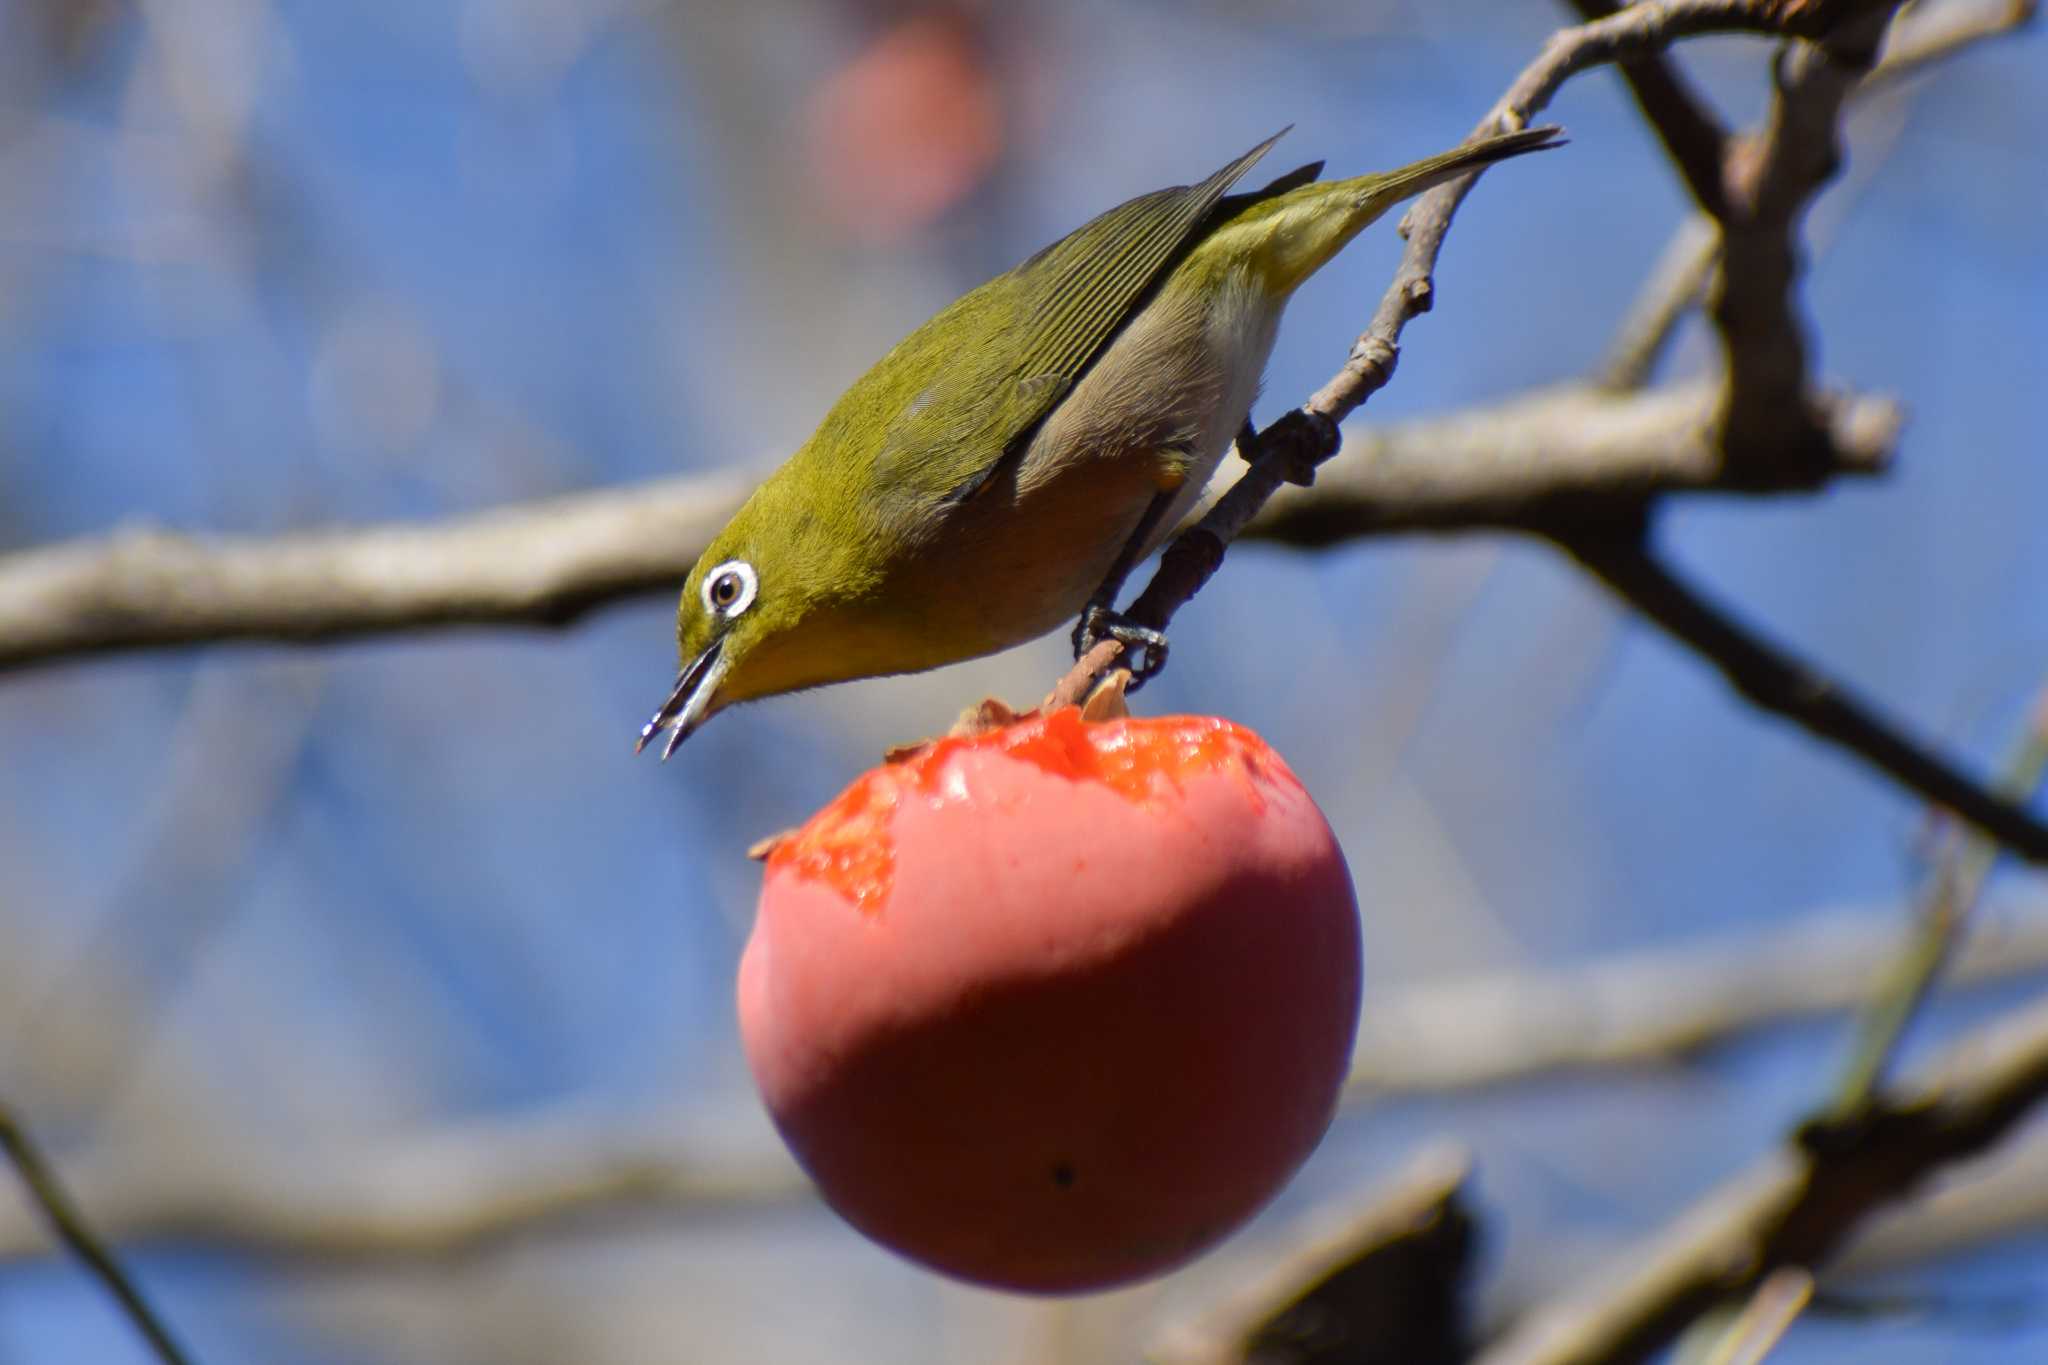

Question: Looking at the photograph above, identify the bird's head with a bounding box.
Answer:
[635,476,895,758]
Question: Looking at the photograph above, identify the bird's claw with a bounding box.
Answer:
[1072,606,1169,689]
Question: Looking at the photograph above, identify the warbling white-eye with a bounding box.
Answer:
[640,124,1562,757]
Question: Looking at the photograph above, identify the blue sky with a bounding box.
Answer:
[1,2,2045,1361]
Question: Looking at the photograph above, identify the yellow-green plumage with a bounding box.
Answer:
[642,125,1561,754]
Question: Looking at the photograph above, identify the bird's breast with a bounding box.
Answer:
[900,267,1288,661]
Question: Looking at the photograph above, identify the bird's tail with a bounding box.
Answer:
[1220,124,1563,296]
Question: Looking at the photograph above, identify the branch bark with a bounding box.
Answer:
[7,897,2048,1266]
[1567,0,1734,215]
[1121,0,1909,645]
[0,474,751,670]
[0,1103,194,1365]
[1834,1121,2048,1275]
[1566,535,2048,862]
[1346,894,2048,1098]
[1474,990,2048,1365]
[1150,1145,1476,1365]
[0,384,1887,676]
[0,1112,809,1265]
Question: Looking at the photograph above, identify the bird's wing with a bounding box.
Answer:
[1010,129,1289,396]
[877,131,1291,510]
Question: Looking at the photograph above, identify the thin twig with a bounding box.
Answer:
[1566,534,2048,862]
[1867,0,2038,84]
[1567,0,1734,216]
[1104,0,1917,685]
[1475,990,2048,1365]
[1695,1267,1815,1365]
[1595,215,1722,391]
[0,1103,195,1365]
[1589,0,2035,394]
[1042,640,1125,716]
[1825,688,2048,1117]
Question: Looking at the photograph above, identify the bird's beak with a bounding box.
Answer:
[635,636,729,760]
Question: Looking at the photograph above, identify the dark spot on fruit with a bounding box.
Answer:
[1051,1160,1077,1189]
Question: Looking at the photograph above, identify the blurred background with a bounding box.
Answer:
[1,1,2044,1361]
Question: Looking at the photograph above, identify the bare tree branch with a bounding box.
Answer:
[0,1102,195,1365]
[1475,623,2048,1362]
[1709,0,1906,467]
[1150,1145,1476,1365]
[0,473,755,671]
[1249,381,1891,547]
[1567,0,1734,215]
[1541,0,2048,865]
[0,383,1888,677]
[1586,0,2034,395]
[1868,0,2038,82]
[1593,215,1721,392]
[1347,893,2048,1098]
[0,1111,809,1265]
[1498,1122,2048,1341]
[1156,877,2048,1365]
[1834,1121,2048,1275]
[7,897,2048,1268]
[1474,990,2048,1365]
[1692,1266,1814,1365]
[1567,536,2048,862]
[1121,0,1909,647]
[1824,688,2048,1116]
[0,2,2027,879]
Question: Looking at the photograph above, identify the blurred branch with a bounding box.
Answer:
[1477,621,2048,1364]
[1566,535,2048,862]
[1550,0,2048,864]
[1587,0,2033,395]
[0,382,1888,676]
[1345,893,2048,1099]
[1566,0,1733,215]
[1473,990,2048,1365]
[1559,0,2048,847]
[8,899,2048,1266]
[1692,1267,1814,1365]
[0,1111,809,1265]
[1824,688,2048,1118]
[0,1,2024,872]
[1125,0,2047,876]
[1594,214,1720,392]
[0,1102,195,1365]
[4,664,329,1131]
[1121,0,1912,643]
[1866,0,2038,86]
[1705,0,1905,468]
[1834,1120,2048,1274]
[0,474,750,671]
[1505,1122,2048,1309]
[1250,380,1891,547]
[1150,1145,1475,1365]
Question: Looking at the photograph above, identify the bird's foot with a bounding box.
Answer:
[1071,606,1169,688]
[1236,411,1331,487]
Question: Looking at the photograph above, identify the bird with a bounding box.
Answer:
[639,123,1562,758]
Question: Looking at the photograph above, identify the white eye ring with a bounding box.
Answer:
[701,560,758,619]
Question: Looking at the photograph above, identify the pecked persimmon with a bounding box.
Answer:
[738,706,1360,1293]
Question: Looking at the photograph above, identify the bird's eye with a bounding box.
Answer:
[701,560,758,618]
